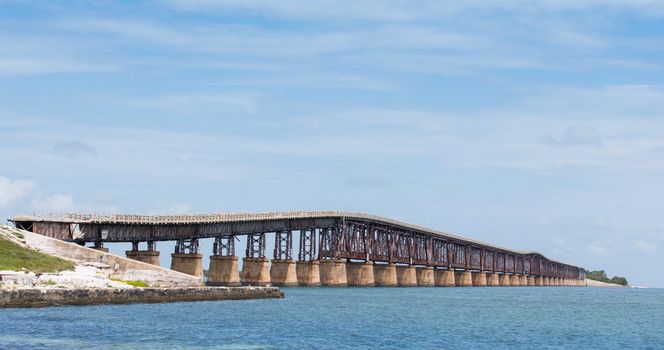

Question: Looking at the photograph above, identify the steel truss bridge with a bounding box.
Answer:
[10,211,585,280]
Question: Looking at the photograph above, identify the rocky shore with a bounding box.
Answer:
[0,286,284,307]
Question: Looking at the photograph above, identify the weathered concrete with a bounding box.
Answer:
[296,260,321,286]
[319,259,347,287]
[527,275,536,286]
[416,267,435,287]
[499,273,511,286]
[270,259,298,287]
[8,227,201,287]
[126,250,160,266]
[512,274,522,286]
[241,257,270,286]
[373,263,398,287]
[396,265,417,287]
[488,273,500,286]
[207,255,241,286]
[0,287,283,308]
[455,270,473,287]
[171,253,204,278]
[536,276,544,286]
[434,269,456,287]
[472,271,487,286]
[520,275,528,286]
[92,247,109,253]
[346,261,375,287]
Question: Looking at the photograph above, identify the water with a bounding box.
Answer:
[0,287,662,349]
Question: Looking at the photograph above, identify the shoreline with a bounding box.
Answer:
[0,286,284,308]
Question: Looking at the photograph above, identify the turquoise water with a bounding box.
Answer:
[0,287,662,349]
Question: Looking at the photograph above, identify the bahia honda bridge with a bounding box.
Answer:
[10,211,586,287]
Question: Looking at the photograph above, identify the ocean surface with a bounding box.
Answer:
[0,287,662,349]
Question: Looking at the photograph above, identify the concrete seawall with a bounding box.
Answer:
[0,287,284,308]
[4,227,202,288]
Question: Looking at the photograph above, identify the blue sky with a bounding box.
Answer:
[1,1,664,286]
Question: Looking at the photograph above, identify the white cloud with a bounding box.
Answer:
[632,240,657,254]
[0,177,36,208]
[31,194,76,213]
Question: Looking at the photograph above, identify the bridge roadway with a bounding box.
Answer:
[10,211,586,287]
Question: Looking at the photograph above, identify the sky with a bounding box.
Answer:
[1,1,664,287]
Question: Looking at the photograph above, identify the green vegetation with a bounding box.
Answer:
[0,237,75,273]
[111,278,149,288]
[586,270,628,286]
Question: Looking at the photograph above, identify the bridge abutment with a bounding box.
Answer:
[270,259,298,286]
[396,265,417,286]
[416,266,435,286]
[207,255,241,286]
[296,260,321,286]
[346,261,375,287]
[319,259,348,286]
[434,269,456,287]
[472,271,487,286]
[373,263,398,287]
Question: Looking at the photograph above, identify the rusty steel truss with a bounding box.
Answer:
[9,211,585,279]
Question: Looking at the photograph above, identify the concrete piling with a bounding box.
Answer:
[170,253,203,278]
[241,257,271,286]
[270,259,298,286]
[373,263,398,287]
[207,255,241,286]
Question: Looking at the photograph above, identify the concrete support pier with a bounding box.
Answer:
[126,250,160,266]
[488,273,500,286]
[434,269,456,287]
[536,276,544,286]
[241,257,271,286]
[373,263,398,287]
[170,253,203,278]
[456,270,473,287]
[319,259,347,286]
[472,272,487,286]
[207,255,241,286]
[396,265,417,287]
[346,261,375,287]
[512,274,522,286]
[520,275,528,285]
[270,259,298,286]
[416,267,435,286]
[499,273,511,286]
[296,260,321,286]
[527,275,536,286]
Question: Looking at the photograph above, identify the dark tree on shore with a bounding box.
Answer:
[586,270,628,286]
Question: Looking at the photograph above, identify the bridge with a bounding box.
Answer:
[9,211,586,287]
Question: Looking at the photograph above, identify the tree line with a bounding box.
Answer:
[586,270,628,286]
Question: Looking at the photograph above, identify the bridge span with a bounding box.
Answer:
[10,211,586,287]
